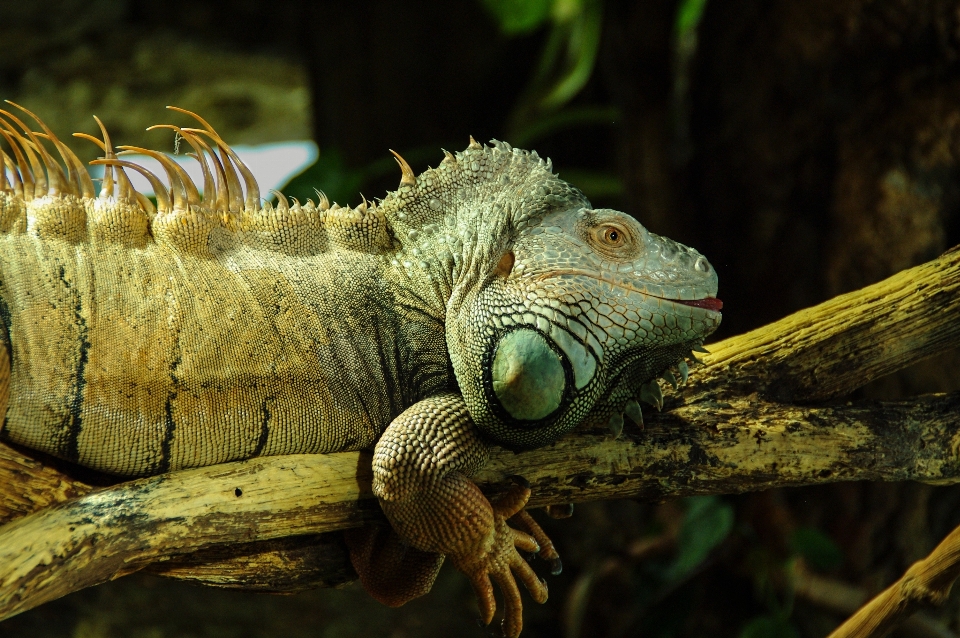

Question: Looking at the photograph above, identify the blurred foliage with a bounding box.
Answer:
[480,0,554,34]
[494,0,606,138]
[740,545,801,638]
[739,614,801,638]
[672,0,710,164]
[674,0,709,39]
[736,523,844,638]
[789,527,843,572]
[666,496,734,581]
[285,0,621,206]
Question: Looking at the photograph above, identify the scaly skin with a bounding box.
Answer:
[0,105,721,636]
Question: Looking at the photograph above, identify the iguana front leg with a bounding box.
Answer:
[364,392,550,637]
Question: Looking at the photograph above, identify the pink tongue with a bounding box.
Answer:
[675,297,723,311]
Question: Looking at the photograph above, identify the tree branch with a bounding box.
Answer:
[694,244,960,403]
[0,245,958,624]
[826,520,960,638]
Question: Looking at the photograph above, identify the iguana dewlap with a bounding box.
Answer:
[0,103,721,637]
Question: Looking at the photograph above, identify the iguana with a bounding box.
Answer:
[0,103,721,636]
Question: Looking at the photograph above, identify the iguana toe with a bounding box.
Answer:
[510,509,561,566]
[455,512,548,638]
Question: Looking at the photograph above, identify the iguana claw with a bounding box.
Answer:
[455,482,549,638]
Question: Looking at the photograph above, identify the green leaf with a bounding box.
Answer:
[538,0,602,110]
[480,0,553,34]
[665,496,734,581]
[674,0,709,39]
[738,615,800,638]
[789,527,843,571]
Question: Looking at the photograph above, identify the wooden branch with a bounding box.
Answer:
[0,245,958,623]
[791,560,958,638]
[694,244,960,402]
[827,520,960,638]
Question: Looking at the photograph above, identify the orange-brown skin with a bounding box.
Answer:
[366,393,549,635]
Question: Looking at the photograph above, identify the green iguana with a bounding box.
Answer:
[0,103,721,637]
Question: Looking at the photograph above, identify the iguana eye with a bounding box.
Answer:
[589,223,633,255]
[603,226,622,245]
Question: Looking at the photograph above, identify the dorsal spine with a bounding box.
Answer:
[0,103,397,258]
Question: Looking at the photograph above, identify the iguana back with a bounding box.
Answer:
[0,108,448,476]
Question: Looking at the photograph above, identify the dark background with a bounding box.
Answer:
[1,1,960,636]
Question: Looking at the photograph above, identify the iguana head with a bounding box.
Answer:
[382,139,721,449]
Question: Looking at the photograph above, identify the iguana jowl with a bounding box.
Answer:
[0,103,721,636]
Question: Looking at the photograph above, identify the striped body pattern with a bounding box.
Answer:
[0,103,721,637]
[0,105,448,476]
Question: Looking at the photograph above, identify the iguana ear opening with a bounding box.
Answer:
[494,251,514,277]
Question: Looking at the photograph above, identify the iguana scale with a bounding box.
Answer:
[0,103,721,636]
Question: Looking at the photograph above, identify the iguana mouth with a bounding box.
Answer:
[534,270,723,312]
[670,296,723,311]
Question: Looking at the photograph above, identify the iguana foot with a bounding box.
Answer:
[450,480,548,638]
[373,394,556,637]
[344,524,444,607]
[510,509,562,575]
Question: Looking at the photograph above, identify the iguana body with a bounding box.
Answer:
[0,105,721,636]
[0,219,443,474]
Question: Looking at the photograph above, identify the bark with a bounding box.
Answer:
[0,244,958,622]
[827,520,960,638]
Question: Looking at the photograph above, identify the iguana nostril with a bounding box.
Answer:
[695,257,710,273]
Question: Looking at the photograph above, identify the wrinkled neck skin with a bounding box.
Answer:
[379,140,721,451]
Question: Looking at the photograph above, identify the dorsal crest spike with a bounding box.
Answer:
[182,126,260,212]
[118,146,198,211]
[313,188,330,210]
[389,149,416,186]
[37,132,96,198]
[377,136,591,242]
[92,159,170,212]
[270,189,290,213]
[71,132,104,150]
[0,112,51,197]
[148,125,217,210]
[86,115,117,197]
[134,191,155,217]
[0,148,8,192]
[7,100,92,198]
[177,131,230,213]
[0,128,33,199]
[167,104,263,209]
[1,148,25,199]
[92,116,113,155]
